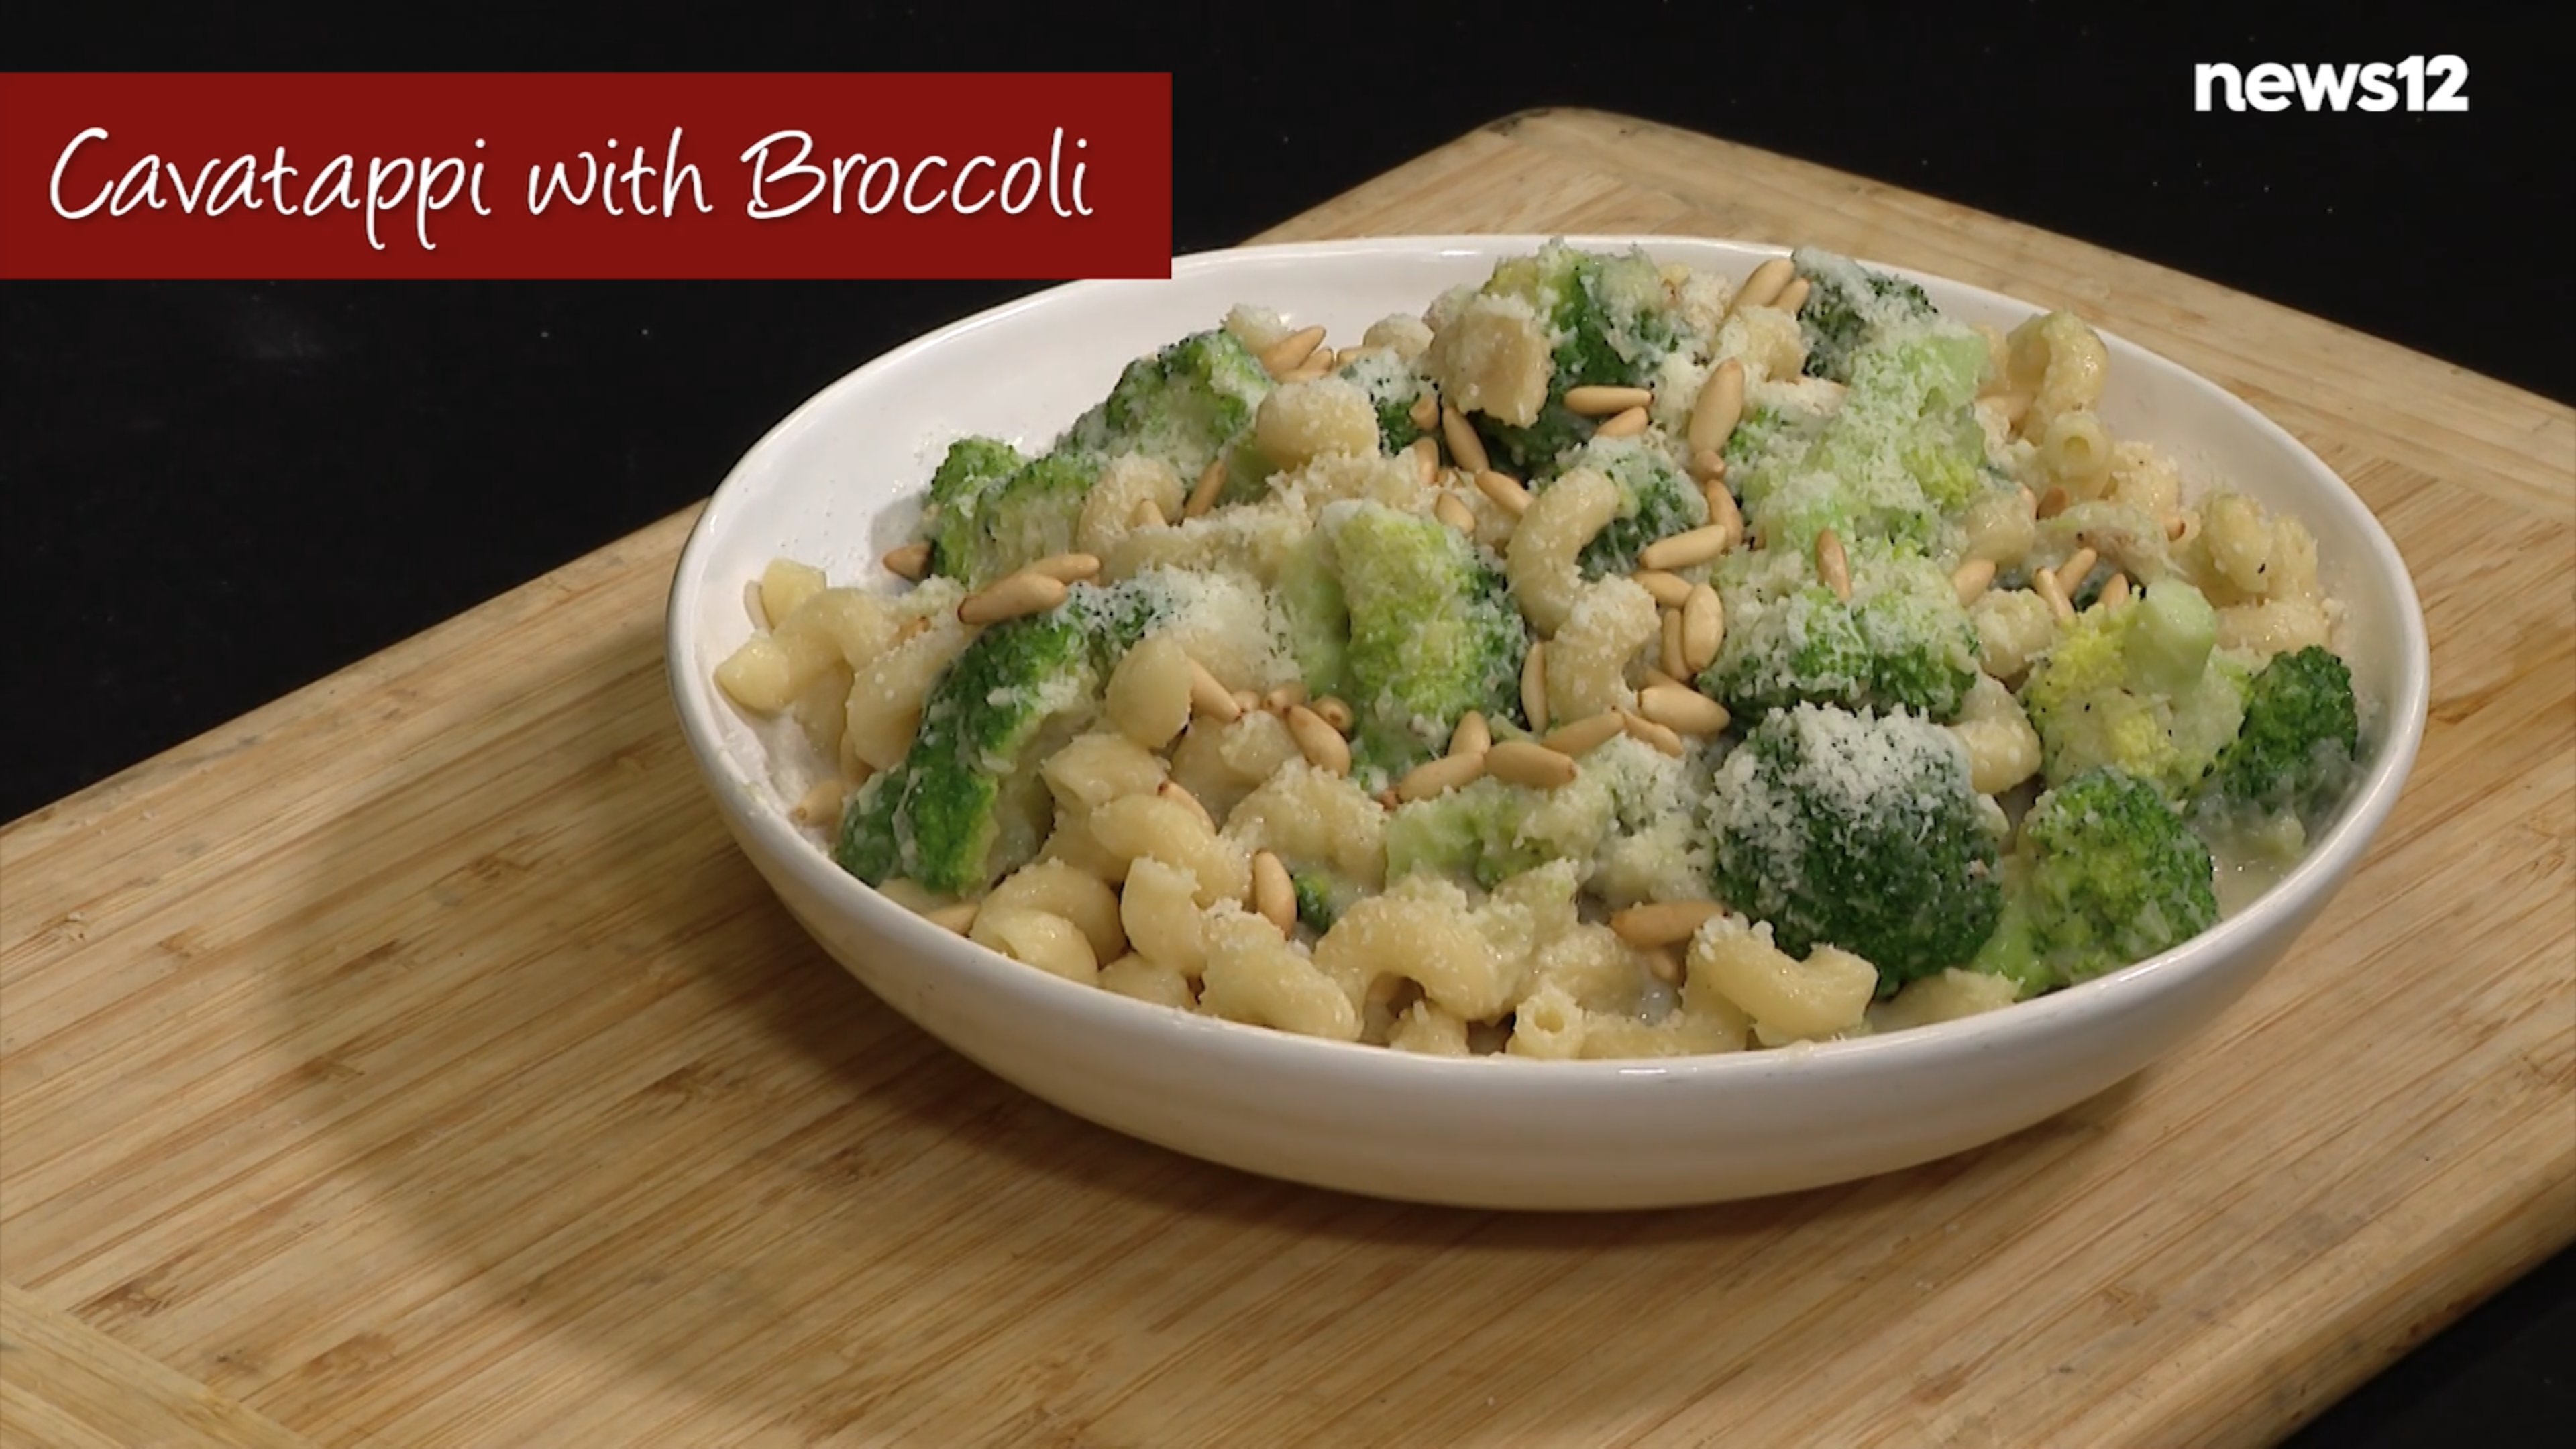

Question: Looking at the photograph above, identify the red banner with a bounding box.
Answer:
[0,72,1173,279]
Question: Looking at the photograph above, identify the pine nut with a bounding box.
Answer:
[1313,696,1354,733]
[1395,750,1488,803]
[1660,607,1689,682]
[1622,711,1687,757]
[2035,566,2075,621]
[1775,276,1812,314]
[1705,480,1744,549]
[1610,899,1727,948]
[1474,469,1532,517]
[1132,497,1168,529]
[1434,492,1478,535]
[928,902,978,935]
[2099,571,2130,608]
[1544,711,1626,757]
[1449,710,1491,757]
[1408,392,1440,431]
[2035,485,2069,521]
[2163,511,2192,541]
[1441,404,1491,474]
[1025,552,1103,584]
[1732,258,1793,314]
[1642,944,1682,985]
[958,570,1069,625]
[1188,659,1242,722]
[1286,705,1351,777]
[1689,449,1729,486]
[1564,385,1653,417]
[1816,529,1851,602]
[1186,455,1228,517]
[1595,405,1650,439]
[1487,740,1578,789]
[1334,346,1370,368]
[882,541,932,581]
[1159,780,1216,833]
[1640,667,1685,692]
[744,579,771,630]
[1638,683,1730,736]
[1639,524,1732,571]
[1681,584,1724,674]
[1407,436,1440,486]
[1953,557,1996,606]
[1259,325,1328,378]
[1232,688,1263,716]
[2058,546,2098,586]
[1633,569,1693,608]
[790,775,848,824]
[1252,850,1295,932]
[1264,682,1308,714]
[1521,642,1549,731]
[1281,358,1332,384]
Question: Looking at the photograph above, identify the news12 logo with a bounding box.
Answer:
[2194,56,2469,112]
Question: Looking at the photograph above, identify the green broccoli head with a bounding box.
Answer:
[1972,767,2218,995]
[1062,327,1272,479]
[2192,645,2361,828]
[1291,868,1350,934]
[2021,578,2249,796]
[1698,537,1982,724]
[1325,500,1530,778]
[1791,247,1939,386]
[1540,433,1709,578]
[1337,349,1436,455]
[1707,703,2003,992]
[1737,325,1988,551]
[927,448,1101,589]
[1472,241,1691,477]
[1384,735,1700,894]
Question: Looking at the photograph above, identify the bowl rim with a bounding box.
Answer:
[665,231,2433,1091]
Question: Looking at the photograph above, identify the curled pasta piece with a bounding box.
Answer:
[1947,672,2043,796]
[2004,310,2108,438]
[1316,881,1518,1022]
[1075,455,1185,559]
[1087,792,1252,906]
[1199,913,1361,1041]
[1099,952,1195,1010]
[1970,588,2061,682]
[1686,914,1876,1046]
[842,608,977,772]
[983,860,1126,967]
[1545,578,1660,724]
[1222,762,1389,890]
[1105,633,1195,751]
[1041,731,1169,814]
[1505,467,1621,636]
[969,908,1100,985]
[1256,377,1381,472]
[1504,981,1587,1059]
[1119,856,1212,979]
[2035,410,2115,498]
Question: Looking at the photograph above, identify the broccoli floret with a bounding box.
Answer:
[1737,326,1988,551]
[1062,328,1272,480]
[1706,703,2003,992]
[1325,500,1531,778]
[1273,531,1350,701]
[2021,578,2249,796]
[1972,767,2218,995]
[1471,241,1693,476]
[1792,247,1939,386]
[918,437,1026,580]
[1539,433,1708,578]
[1291,869,1347,933]
[1385,735,1701,894]
[836,600,1110,895]
[1698,537,1982,724]
[1337,349,1436,455]
[926,448,1101,588]
[2189,645,2360,844]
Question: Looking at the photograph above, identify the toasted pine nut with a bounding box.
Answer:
[1731,258,1793,315]
[1594,405,1651,439]
[927,902,978,935]
[1281,358,1332,384]
[1544,712,1626,757]
[1449,710,1491,757]
[2058,546,2098,586]
[1660,607,1689,682]
[1633,569,1694,608]
[2099,571,2130,608]
[1816,529,1851,602]
[1376,787,1402,810]
[1313,696,1354,733]
[1132,497,1168,529]
[1638,683,1729,736]
[1252,851,1296,932]
[1564,385,1654,417]
[1487,739,1579,789]
[1232,688,1263,716]
[959,570,1069,625]
[1407,392,1440,432]
[790,775,848,824]
[1441,405,1491,474]
[1681,584,1724,674]
[1639,524,1733,572]
[1434,492,1478,535]
[1407,436,1440,486]
[1264,682,1308,714]
[1688,447,1729,484]
[1622,711,1687,757]
[1640,667,1685,692]
[2035,566,2074,621]
[1025,552,1102,584]
[1286,705,1351,777]
[1953,557,1996,606]
[1611,899,1727,948]
[1521,643,1550,731]
[1473,469,1532,517]
[1334,346,1370,369]
[1188,659,1242,722]
[1643,945,1682,985]
[1395,750,1488,803]
[2163,511,2192,541]
[882,541,932,582]
[1705,480,1744,549]
[1258,325,1327,378]
[1186,455,1228,518]
[2035,486,2069,521]
[1159,780,1216,834]
[744,579,771,629]
[1775,276,1812,314]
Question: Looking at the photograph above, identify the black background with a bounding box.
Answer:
[4,5,2569,1446]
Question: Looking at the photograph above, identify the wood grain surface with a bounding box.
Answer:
[5,108,2571,1449]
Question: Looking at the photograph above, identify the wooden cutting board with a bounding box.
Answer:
[4,109,2569,1449]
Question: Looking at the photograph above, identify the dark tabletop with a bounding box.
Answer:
[4,7,2569,1446]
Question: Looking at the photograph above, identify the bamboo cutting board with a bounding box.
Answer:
[3,109,2570,1448]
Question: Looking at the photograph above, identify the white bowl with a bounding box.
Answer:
[665,235,2430,1210]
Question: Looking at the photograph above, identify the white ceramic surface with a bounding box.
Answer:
[665,236,2430,1211]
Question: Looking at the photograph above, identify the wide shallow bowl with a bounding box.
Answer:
[666,235,2430,1211]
